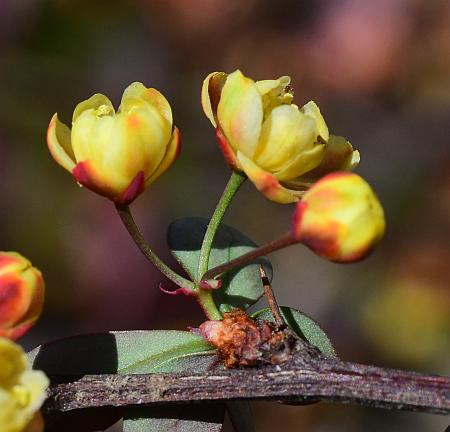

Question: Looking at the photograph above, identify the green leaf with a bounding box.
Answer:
[124,404,224,432]
[28,330,217,374]
[168,217,272,313]
[251,307,337,358]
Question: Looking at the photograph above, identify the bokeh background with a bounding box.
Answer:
[1,0,449,430]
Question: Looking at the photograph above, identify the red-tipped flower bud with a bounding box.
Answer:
[0,252,45,340]
[292,172,385,262]
[47,82,180,205]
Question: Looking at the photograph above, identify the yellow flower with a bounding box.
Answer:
[0,253,44,341]
[201,70,359,203]
[292,172,385,262]
[47,82,180,204]
[0,338,48,432]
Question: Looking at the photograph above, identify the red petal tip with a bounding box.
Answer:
[116,171,145,205]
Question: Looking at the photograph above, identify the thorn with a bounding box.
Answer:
[259,265,271,287]
[199,279,222,290]
[259,265,285,328]
[159,283,194,297]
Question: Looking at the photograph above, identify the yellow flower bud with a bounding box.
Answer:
[47,82,180,204]
[292,172,385,262]
[0,253,44,341]
[0,338,49,432]
[202,70,359,203]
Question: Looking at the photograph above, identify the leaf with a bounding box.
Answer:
[28,331,223,432]
[28,330,217,375]
[124,404,225,432]
[167,217,273,312]
[251,307,337,358]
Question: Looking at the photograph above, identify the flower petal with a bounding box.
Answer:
[255,76,294,113]
[121,82,173,128]
[72,161,123,201]
[46,114,76,172]
[217,70,263,158]
[254,104,319,172]
[273,143,326,181]
[237,151,298,203]
[301,101,329,142]
[255,76,291,96]
[145,126,181,186]
[201,72,227,128]
[72,103,169,191]
[72,93,114,123]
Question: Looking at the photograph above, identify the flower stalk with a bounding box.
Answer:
[202,231,296,281]
[197,171,246,280]
[115,204,194,289]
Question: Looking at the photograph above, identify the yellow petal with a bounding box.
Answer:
[71,111,114,167]
[46,114,76,172]
[254,104,319,172]
[0,339,49,432]
[255,76,293,113]
[0,338,27,385]
[255,76,291,97]
[120,82,173,128]
[237,151,298,203]
[72,93,114,123]
[201,72,227,128]
[301,101,329,142]
[19,371,49,415]
[72,102,169,193]
[273,143,326,181]
[72,160,123,201]
[217,70,263,158]
[145,126,181,186]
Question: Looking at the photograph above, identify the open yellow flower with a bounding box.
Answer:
[47,82,180,204]
[202,70,359,203]
[292,172,385,262]
[0,338,48,432]
[0,253,44,341]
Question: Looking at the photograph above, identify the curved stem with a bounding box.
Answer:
[196,290,223,320]
[115,204,194,289]
[197,171,246,281]
[202,232,296,281]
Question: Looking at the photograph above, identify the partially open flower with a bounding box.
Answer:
[0,338,49,432]
[0,253,44,341]
[292,172,385,262]
[202,70,359,203]
[47,82,180,205]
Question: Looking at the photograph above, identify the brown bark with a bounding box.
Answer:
[44,347,449,415]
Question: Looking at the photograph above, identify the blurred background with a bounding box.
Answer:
[0,0,449,430]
